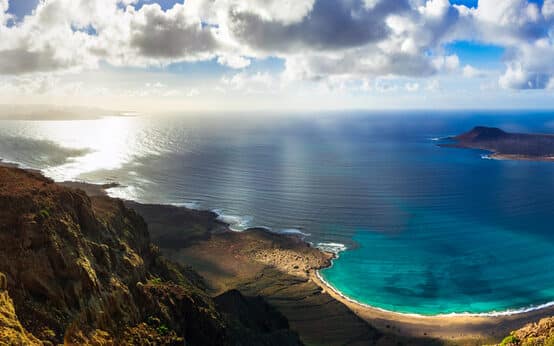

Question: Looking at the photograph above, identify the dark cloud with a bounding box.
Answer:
[129,4,219,58]
[0,47,64,74]
[227,0,412,52]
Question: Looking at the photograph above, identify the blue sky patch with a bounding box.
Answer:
[131,0,183,10]
[449,0,478,8]
[7,0,39,19]
[445,41,505,69]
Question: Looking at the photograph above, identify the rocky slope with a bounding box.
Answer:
[0,166,302,345]
[498,317,554,346]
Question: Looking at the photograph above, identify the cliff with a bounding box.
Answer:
[0,166,302,345]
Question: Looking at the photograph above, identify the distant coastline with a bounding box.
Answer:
[441,126,554,162]
[0,104,134,121]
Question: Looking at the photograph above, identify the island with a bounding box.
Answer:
[442,126,554,161]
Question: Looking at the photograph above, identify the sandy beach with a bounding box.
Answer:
[311,269,554,343]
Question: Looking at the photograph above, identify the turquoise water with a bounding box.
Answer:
[2,110,554,315]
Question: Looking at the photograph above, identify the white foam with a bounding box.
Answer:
[213,209,253,231]
[106,185,142,201]
[172,201,201,210]
[316,242,347,255]
[481,154,493,160]
[277,228,311,237]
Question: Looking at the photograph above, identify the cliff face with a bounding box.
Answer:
[0,166,301,345]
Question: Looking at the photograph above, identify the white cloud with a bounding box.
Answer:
[463,65,488,78]
[0,0,11,25]
[432,54,460,72]
[544,0,554,19]
[222,71,276,93]
[426,79,440,91]
[375,78,398,92]
[229,0,315,25]
[454,0,554,89]
[217,55,251,69]
[499,62,551,89]
[186,88,200,97]
[405,82,420,92]
[1,0,554,94]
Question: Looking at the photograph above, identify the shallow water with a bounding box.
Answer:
[1,110,554,315]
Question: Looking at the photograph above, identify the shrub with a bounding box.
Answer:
[39,209,50,219]
[148,277,163,285]
[156,324,169,336]
[500,334,520,346]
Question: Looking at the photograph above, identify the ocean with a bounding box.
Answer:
[2,110,554,315]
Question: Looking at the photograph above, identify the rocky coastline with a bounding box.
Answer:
[2,163,554,345]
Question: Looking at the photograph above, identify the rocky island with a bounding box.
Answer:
[443,126,554,161]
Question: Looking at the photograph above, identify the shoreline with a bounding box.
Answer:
[488,152,554,162]
[3,159,554,342]
[315,265,554,318]
[311,267,554,340]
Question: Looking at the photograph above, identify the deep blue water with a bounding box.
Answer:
[1,110,554,315]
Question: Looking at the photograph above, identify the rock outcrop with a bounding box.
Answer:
[499,317,554,346]
[0,166,302,345]
[0,273,41,345]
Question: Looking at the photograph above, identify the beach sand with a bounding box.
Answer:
[311,270,554,343]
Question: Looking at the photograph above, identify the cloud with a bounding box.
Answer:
[0,0,11,25]
[499,62,551,89]
[221,71,276,93]
[432,54,460,72]
[455,0,554,89]
[462,65,488,78]
[405,82,420,92]
[426,79,441,91]
[224,0,412,53]
[127,3,219,59]
[0,0,553,94]
[228,0,316,25]
[216,54,251,69]
[0,0,225,75]
[0,0,474,82]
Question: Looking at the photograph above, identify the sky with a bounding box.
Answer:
[1,0,554,113]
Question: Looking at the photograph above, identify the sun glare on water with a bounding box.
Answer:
[19,116,159,182]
